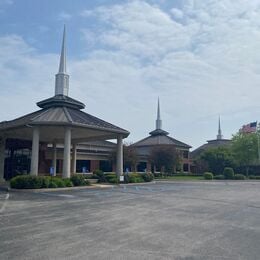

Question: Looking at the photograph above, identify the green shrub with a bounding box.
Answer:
[10,175,76,189]
[142,173,154,182]
[249,175,260,180]
[93,170,106,182]
[10,175,46,189]
[48,182,58,188]
[223,167,234,179]
[62,178,73,187]
[233,174,246,180]
[108,177,119,184]
[41,178,50,188]
[105,173,116,180]
[70,174,90,186]
[153,172,163,178]
[214,175,225,180]
[55,178,66,187]
[129,176,143,183]
[204,172,213,180]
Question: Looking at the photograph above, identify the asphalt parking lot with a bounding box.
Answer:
[1,181,260,260]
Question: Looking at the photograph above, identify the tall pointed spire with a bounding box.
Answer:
[156,97,162,130]
[217,116,223,140]
[55,25,69,96]
[58,25,66,73]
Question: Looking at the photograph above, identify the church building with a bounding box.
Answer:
[0,27,129,180]
[190,117,231,159]
[131,99,192,173]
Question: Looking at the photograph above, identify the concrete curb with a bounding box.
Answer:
[9,184,114,193]
[7,181,157,193]
[154,179,260,183]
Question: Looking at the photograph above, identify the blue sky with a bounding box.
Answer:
[1,0,260,149]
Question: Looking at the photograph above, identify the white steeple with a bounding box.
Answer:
[156,97,162,130]
[217,116,223,140]
[55,25,69,96]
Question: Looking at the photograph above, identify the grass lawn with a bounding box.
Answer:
[155,175,204,181]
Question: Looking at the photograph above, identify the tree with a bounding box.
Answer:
[123,144,138,172]
[108,143,138,172]
[148,145,180,173]
[231,132,258,176]
[200,146,236,175]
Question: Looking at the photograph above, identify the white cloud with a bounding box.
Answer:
[57,11,72,21]
[77,0,260,147]
[170,8,184,20]
[2,0,260,149]
[0,35,57,119]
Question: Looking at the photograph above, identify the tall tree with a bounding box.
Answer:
[231,132,258,176]
[149,145,180,173]
[200,146,235,175]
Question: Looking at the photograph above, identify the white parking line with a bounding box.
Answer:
[36,192,75,198]
[0,193,9,213]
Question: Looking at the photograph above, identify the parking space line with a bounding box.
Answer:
[0,193,9,213]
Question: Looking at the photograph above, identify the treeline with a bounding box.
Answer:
[195,132,260,176]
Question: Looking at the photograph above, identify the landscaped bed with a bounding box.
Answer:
[155,175,204,181]
[10,174,91,189]
[9,171,155,189]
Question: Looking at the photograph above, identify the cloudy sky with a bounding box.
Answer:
[1,0,260,149]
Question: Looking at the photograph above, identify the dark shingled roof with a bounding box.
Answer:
[191,139,231,158]
[149,128,169,136]
[37,95,85,110]
[132,134,191,149]
[0,106,129,136]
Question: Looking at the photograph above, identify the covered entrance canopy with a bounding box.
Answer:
[0,27,129,180]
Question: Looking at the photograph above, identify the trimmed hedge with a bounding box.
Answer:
[70,174,90,186]
[214,175,225,180]
[223,167,234,179]
[10,175,85,189]
[249,175,260,180]
[10,176,47,189]
[204,172,213,180]
[233,174,246,180]
[142,173,154,182]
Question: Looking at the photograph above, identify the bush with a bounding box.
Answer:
[62,178,73,187]
[93,170,106,182]
[48,182,58,188]
[233,174,246,180]
[204,172,213,180]
[54,178,66,187]
[70,174,90,186]
[108,177,119,184]
[153,172,163,178]
[249,175,260,180]
[104,174,119,184]
[223,167,234,179]
[10,175,46,189]
[10,175,71,189]
[129,176,143,183]
[142,173,154,182]
[214,175,225,180]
